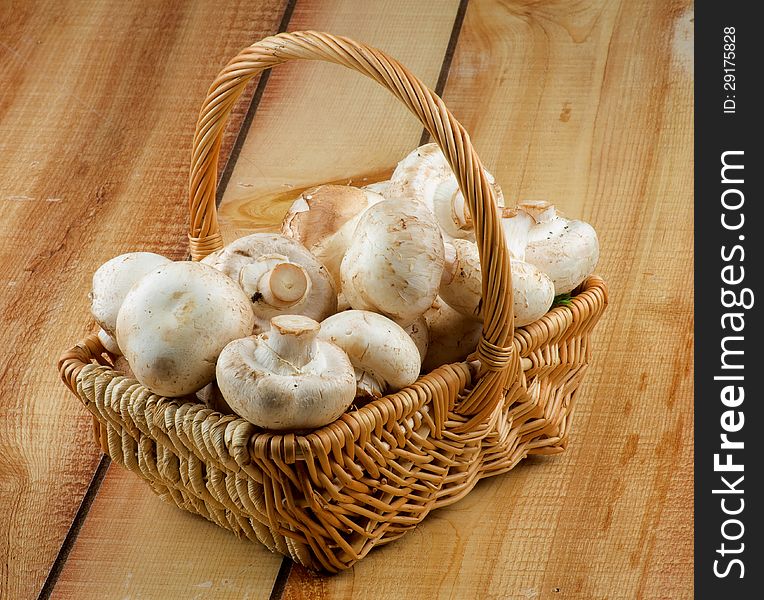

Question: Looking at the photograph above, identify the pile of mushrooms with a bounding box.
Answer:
[87,144,598,432]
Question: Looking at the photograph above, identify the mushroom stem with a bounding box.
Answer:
[259,315,320,371]
[240,258,310,308]
[264,263,309,305]
[431,178,473,238]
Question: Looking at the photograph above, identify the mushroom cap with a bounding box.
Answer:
[519,201,600,295]
[511,260,556,326]
[362,179,391,196]
[116,261,255,397]
[90,252,171,337]
[216,315,356,431]
[318,310,422,397]
[404,316,429,361]
[422,298,483,372]
[440,239,484,320]
[97,328,121,356]
[202,233,337,329]
[340,199,445,328]
[280,185,384,287]
[387,143,504,239]
[438,239,554,327]
[525,220,599,294]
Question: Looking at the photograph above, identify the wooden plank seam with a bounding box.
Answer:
[418,0,471,147]
[217,0,299,209]
[36,457,111,600]
[37,2,299,598]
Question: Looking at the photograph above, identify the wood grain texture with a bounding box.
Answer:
[2,0,694,597]
[50,0,462,598]
[280,0,694,598]
[50,465,283,600]
[214,0,464,243]
[0,1,287,598]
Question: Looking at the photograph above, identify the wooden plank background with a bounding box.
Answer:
[0,2,290,598]
[0,0,693,598]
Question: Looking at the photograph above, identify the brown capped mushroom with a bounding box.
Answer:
[280,185,384,289]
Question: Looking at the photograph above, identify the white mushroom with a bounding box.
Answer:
[97,328,121,356]
[216,315,356,431]
[439,239,483,320]
[518,200,600,294]
[386,143,504,240]
[280,185,384,289]
[318,310,421,398]
[422,298,483,373]
[405,316,429,361]
[340,199,445,327]
[196,381,233,415]
[202,233,337,332]
[500,208,535,260]
[362,179,391,197]
[510,261,556,326]
[116,261,255,397]
[439,239,554,327]
[90,252,171,340]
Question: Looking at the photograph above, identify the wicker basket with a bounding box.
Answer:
[58,31,608,573]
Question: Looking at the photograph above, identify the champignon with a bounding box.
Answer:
[362,179,391,197]
[499,208,535,260]
[439,239,554,327]
[518,200,600,295]
[405,316,429,361]
[202,233,337,331]
[216,315,356,431]
[280,185,384,289]
[422,297,483,372]
[97,328,121,356]
[239,254,310,308]
[318,310,421,398]
[90,252,171,340]
[340,198,445,327]
[386,143,504,240]
[116,261,255,397]
[196,381,233,415]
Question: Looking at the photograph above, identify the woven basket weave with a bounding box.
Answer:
[58,31,608,573]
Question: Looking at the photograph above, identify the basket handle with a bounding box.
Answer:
[188,31,517,427]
